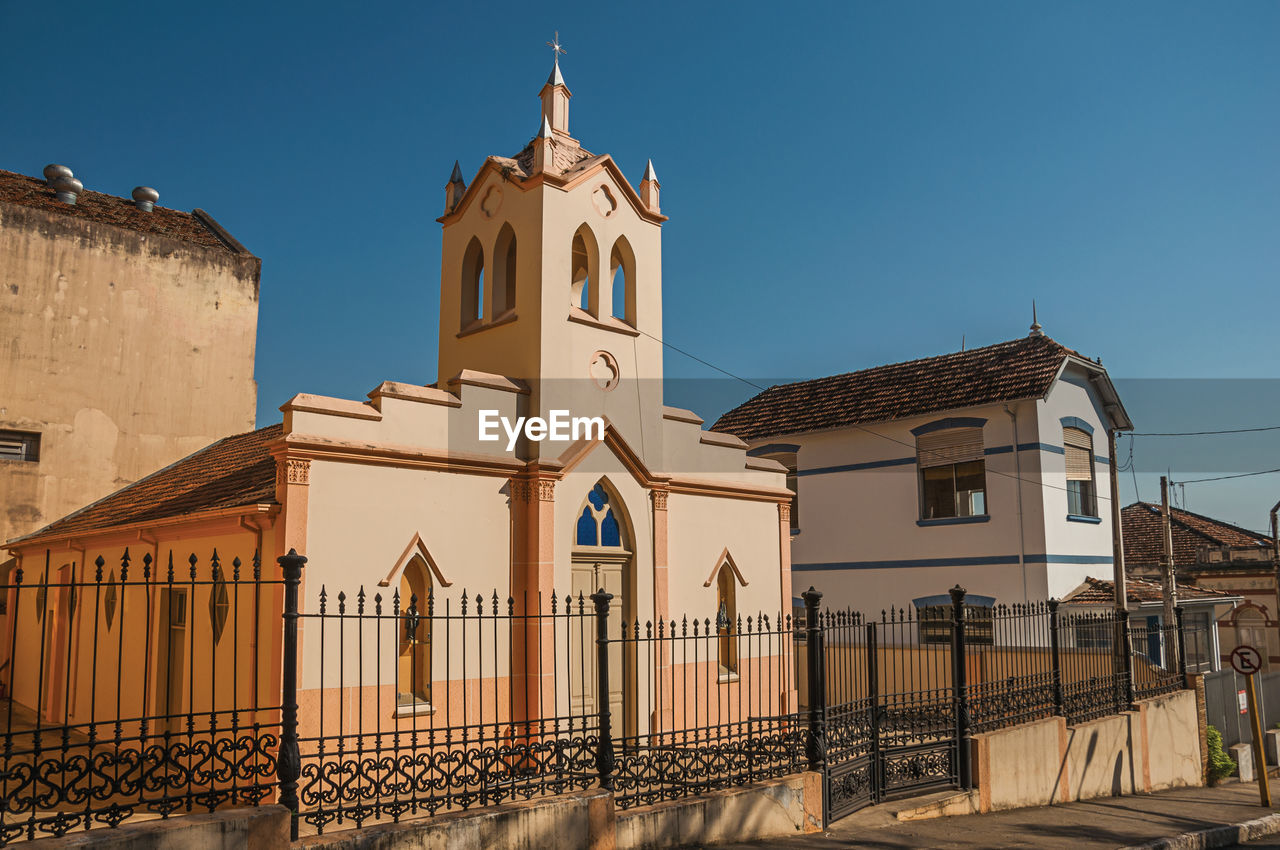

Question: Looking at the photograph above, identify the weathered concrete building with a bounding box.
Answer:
[0,166,259,547]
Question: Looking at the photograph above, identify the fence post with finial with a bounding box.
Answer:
[590,588,615,791]
[277,549,306,840]
[950,585,972,789]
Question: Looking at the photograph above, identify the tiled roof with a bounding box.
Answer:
[489,136,600,180]
[1122,502,1274,568]
[712,334,1084,441]
[1062,575,1236,606]
[0,169,244,253]
[10,424,282,544]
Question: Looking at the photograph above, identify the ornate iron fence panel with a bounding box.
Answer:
[0,549,283,845]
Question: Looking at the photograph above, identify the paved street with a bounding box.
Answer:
[713,782,1280,849]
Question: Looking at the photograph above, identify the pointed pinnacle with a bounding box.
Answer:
[448,160,465,186]
[537,115,553,139]
[547,55,566,88]
[642,159,658,183]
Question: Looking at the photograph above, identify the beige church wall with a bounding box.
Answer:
[282,380,527,460]
[3,523,275,735]
[0,203,259,545]
[1035,366,1118,598]
[665,494,785,622]
[294,458,513,696]
[437,168,548,385]
[784,401,1050,615]
[663,493,794,723]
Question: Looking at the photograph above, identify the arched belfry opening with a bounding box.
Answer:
[570,225,599,316]
[569,479,636,738]
[493,223,517,317]
[461,237,485,329]
[609,236,636,325]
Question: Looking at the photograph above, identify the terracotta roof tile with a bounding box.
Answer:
[712,335,1083,441]
[0,169,243,253]
[1062,575,1235,606]
[10,424,282,544]
[1121,502,1273,568]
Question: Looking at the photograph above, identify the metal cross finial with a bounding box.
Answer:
[547,31,567,59]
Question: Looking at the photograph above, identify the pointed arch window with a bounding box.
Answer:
[575,483,627,550]
[576,484,622,548]
[570,226,599,315]
[461,237,485,330]
[609,237,636,325]
[398,556,433,707]
[493,224,517,317]
[715,566,738,676]
[208,564,229,645]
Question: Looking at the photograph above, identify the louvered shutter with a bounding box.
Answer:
[1063,427,1093,481]
[917,428,984,469]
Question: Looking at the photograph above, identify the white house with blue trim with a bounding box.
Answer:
[713,327,1133,617]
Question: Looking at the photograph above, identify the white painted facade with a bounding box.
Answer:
[745,357,1127,616]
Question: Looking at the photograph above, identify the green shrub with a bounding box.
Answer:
[1207,725,1236,782]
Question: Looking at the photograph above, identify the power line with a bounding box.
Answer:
[1175,467,1280,485]
[1131,425,1280,437]
[644,328,1117,503]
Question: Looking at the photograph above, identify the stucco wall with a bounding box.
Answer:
[973,688,1201,812]
[0,202,259,545]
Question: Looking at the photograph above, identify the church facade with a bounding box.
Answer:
[2,58,794,742]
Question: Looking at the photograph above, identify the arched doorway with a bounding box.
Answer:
[569,480,635,738]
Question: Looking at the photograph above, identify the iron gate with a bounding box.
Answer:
[804,591,967,822]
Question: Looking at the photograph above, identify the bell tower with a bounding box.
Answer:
[435,44,669,462]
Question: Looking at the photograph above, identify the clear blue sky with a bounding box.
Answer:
[4,1,1277,530]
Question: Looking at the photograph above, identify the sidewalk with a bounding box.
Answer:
[713,782,1280,849]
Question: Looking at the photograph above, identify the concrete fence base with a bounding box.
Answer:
[971,689,1203,813]
[22,774,822,850]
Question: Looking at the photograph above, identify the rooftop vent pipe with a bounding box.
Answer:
[43,164,73,186]
[131,186,159,212]
[52,175,83,205]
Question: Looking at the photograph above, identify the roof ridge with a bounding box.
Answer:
[759,334,1072,396]
[1125,501,1273,544]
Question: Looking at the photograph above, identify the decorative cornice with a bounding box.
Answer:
[651,490,669,511]
[537,480,556,502]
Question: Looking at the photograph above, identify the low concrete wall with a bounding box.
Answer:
[26,805,288,849]
[57,774,819,850]
[972,689,1202,813]
[1065,711,1142,800]
[297,789,614,850]
[615,772,822,849]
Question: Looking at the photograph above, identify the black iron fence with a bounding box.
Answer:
[605,599,805,809]
[0,549,1207,843]
[0,549,283,844]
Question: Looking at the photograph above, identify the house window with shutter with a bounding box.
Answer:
[0,430,40,463]
[917,427,987,520]
[1063,426,1097,518]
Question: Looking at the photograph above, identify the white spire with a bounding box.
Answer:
[537,115,553,139]
[642,159,658,183]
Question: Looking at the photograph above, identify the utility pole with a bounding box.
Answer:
[1109,429,1127,612]
[1160,476,1179,667]
[1271,500,1279,665]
